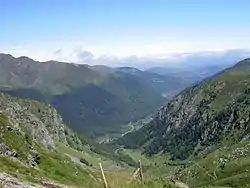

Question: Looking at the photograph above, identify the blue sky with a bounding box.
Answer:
[1,0,250,61]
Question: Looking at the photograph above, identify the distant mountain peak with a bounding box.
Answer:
[0,53,15,60]
[117,67,142,75]
[0,52,193,138]
[238,58,250,65]
[16,56,38,63]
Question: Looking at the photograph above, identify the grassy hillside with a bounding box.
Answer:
[121,179,178,188]
[0,109,99,187]
[175,140,250,188]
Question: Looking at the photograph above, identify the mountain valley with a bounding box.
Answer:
[0,53,194,139]
[0,54,250,187]
[3,0,250,187]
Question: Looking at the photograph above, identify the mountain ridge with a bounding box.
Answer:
[0,53,192,138]
[114,58,250,160]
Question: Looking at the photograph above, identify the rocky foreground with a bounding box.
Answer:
[0,173,68,188]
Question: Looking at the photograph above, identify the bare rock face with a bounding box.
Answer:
[0,94,87,188]
[0,93,68,150]
[0,143,17,157]
[0,173,68,188]
[0,173,41,188]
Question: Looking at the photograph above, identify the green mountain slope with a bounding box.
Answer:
[116,67,188,95]
[51,68,188,137]
[0,93,101,187]
[52,84,130,135]
[176,140,250,188]
[115,58,250,161]
[0,53,191,138]
[111,58,250,188]
[0,54,102,95]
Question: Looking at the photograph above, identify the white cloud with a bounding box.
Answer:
[1,40,250,69]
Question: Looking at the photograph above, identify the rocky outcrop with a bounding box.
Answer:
[0,93,68,149]
[0,93,98,188]
[0,143,17,157]
[0,173,68,188]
